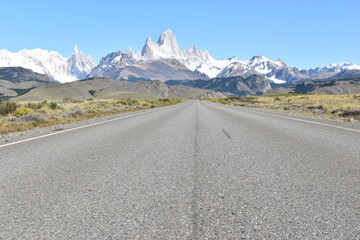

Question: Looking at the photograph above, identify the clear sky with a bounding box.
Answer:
[0,0,359,69]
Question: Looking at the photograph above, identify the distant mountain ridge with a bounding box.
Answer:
[2,67,360,99]
[0,67,50,98]
[0,29,359,83]
[0,67,49,83]
[13,77,225,101]
[166,75,272,96]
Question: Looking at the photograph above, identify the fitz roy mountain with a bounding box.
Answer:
[0,29,360,84]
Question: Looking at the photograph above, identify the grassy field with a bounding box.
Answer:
[0,98,184,134]
[203,94,360,122]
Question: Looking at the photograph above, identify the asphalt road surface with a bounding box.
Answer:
[1,100,359,239]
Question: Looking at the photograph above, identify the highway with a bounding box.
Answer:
[1,100,359,239]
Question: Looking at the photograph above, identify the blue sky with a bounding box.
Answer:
[0,0,359,69]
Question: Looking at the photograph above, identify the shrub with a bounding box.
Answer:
[13,107,35,117]
[48,101,58,109]
[87,98,94,101]
[27,102,46,110]
[63,110,82,118]
[62,97,71,103]
[117,99,139,106]
[0,100,18,115]
[18,114,43,122]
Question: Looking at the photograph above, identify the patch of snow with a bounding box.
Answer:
[268,75,286,84]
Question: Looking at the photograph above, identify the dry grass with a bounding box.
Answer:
[0,98,184,135]
[204,94,360,122]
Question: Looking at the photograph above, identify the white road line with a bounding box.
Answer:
[0,104,182,149]
[205,101,360,134]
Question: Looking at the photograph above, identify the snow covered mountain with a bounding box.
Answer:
[0,46,95,83]
[1,29,359,84]
[309,62,360,74]
[218,56,288,83]
[89,49,203,82]
[139,29,232,78]
[98,29,359,83]
[90,29,248,81]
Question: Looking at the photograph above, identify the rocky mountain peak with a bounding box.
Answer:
[250,55,269,63]
[141,29,180,60]
[68,45,96,80]
[145,36,153,44]
[157,29,180,50]
[73,45,80,54]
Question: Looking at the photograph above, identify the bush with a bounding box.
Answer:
[13,107,35,117]
[18,114,43,122]
[87,98,94,101]
[117,99,139,106]
[63,110,83,118]
[48,101,58,109]
[27,102,46,110]
[0,100,18,115]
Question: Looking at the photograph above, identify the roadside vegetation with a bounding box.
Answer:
[0,98,184,134]
[203,94,360,122]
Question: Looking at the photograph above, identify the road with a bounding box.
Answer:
[1,100,359,239]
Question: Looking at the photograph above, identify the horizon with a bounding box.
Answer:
[0,0,359,69]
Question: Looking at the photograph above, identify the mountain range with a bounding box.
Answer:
[0,67,224,100]
[1,29,359,84]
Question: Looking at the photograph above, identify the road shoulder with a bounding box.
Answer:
[0,102,185,146]
[203,100,360,132]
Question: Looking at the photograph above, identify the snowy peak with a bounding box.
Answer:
[73,45,80,54]
[141,37,158,59]
[157,29,180,51]
[0,46,95,83]
[68,45,96,79]
[310,62,360,73]
[250,55,269,62]
[138,29,228,78]
[89,50,137,78]
[248,55,283,68]
[141,30,180,60]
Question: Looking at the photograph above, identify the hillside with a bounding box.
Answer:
[0,67,50,99]
[14,77,224,101]
[166,75,271,96]
[268,77,360,95]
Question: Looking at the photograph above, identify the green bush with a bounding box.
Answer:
[0,100,18,115]
[13,107,35,117]
[48,101,58,109]
[27,102,46,110]
[117,99,139,106]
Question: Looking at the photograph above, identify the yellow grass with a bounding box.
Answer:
[0,98,184,135]
[204,94,360,121]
